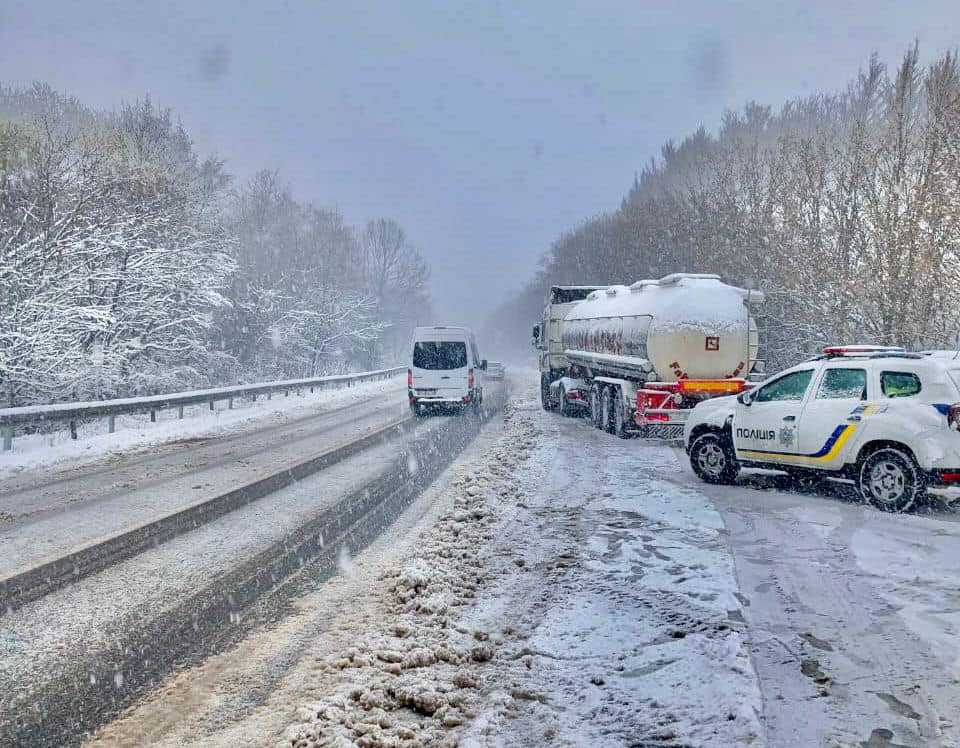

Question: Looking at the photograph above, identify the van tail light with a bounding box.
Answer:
[468,368,474,389]
[949,403,960,431]
[407,369,412,389]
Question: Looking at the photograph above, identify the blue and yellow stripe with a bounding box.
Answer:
[739,424,857,464]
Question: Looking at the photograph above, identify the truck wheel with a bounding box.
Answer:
[590,389,602,429]
[858,448,924,513]
[540,376,555,411]
[600,387,613,433]
[613,390,630,439]
[689,433,739,484]
[558,385,570,417]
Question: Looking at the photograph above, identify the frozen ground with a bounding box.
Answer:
[88,371,960,747]
[0,374,402,479]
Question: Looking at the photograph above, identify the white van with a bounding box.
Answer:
[408,326,486,415]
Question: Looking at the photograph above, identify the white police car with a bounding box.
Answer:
[684,346,960,511]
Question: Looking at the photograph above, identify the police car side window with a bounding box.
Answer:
[816,368,867,399]
[753,369,814,403]
[881,371,921,398]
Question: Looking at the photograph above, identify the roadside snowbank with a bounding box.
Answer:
[281,400,541,748]
[0,375,403,479]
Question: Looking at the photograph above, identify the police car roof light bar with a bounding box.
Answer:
[822,345,906,356]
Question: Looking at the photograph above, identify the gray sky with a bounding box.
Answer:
[1,1,956,324]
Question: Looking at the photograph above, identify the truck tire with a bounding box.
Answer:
[858,447,924,513]
[590,389,602,429]
[689,432,739,485]
[613,389,630,438]
[600,387,613,433]
[540,376,555,411]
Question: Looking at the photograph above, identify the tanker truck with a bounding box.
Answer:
[544,273,763,439]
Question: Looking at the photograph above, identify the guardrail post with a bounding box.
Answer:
[108,415,116,433]
[178,406,184,419]
[228,397,233,410]
[70,420,78,440]
[285,390,289,397]
[267,392,272,401]
[309,386,314,393]
[209,400,215,411]
[2,426,12,451]
[150,409,156,423]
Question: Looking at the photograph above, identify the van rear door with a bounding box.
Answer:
[412,340,469,398]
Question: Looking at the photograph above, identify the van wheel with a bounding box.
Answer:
[540,376,555,411]
[600,388,613,433]
[590,389,602,429]
[858,448,924,512]
[689,432,739,484]
[613,390,630,438]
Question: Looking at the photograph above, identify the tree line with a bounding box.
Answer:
[487,46,960,370]
[0,84,430,407]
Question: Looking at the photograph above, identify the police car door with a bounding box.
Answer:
[794,364,867,471]
[734,368,814,465]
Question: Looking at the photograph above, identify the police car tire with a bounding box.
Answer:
[858,447,924,513]
[690,432,739,485]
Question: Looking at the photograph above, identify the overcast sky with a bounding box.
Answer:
[1,1,957,324]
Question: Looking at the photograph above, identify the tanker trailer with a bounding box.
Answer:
[555,273,763,438]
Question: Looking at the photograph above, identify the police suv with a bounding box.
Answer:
[684,346,960,511]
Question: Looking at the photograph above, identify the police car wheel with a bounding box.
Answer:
[858,448,924,513]
[690,433,739,485]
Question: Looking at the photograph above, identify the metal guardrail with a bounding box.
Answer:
[0,366,405,451]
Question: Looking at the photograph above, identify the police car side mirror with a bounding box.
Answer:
[737,391,752,406]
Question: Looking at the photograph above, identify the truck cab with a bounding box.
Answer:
[533,285,607,409]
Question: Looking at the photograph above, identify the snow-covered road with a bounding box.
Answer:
[0,379,505,745]
[0,378,409,582]
[691,469,960,746]
[73,372,960,747]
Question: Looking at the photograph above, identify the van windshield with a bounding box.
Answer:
[413,341,468,370]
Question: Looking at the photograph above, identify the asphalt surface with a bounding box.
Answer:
[0,390,412,580]
[0,382,505,746]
